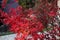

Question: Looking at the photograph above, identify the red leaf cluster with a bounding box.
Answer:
[0,0,58,40]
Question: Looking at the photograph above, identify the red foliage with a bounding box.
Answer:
[0,0,59,40]
[48,11,56,17]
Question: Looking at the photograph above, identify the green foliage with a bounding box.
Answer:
[18,0,35,8]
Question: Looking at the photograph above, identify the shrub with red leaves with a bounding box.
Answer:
[1,0,60,40]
